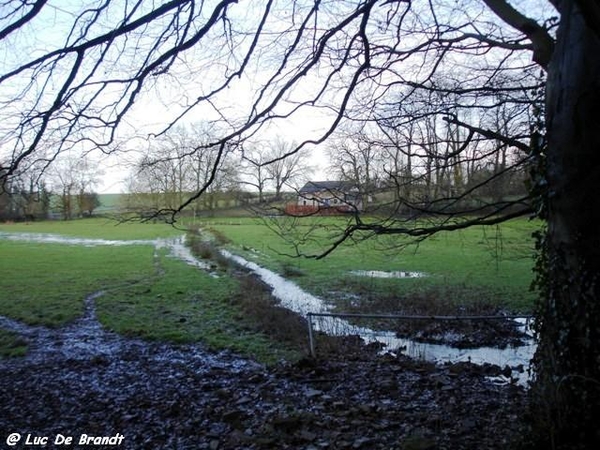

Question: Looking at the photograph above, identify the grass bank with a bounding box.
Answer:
[199,216,541,314]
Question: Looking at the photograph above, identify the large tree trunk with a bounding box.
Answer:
[532,2,600,448]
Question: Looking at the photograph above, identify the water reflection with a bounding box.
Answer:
[350,270,427,279]
[225,251,535,384]
[221,250,329,315]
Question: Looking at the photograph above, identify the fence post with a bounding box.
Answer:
[307,313,315,358]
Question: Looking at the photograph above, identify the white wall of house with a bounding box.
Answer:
[297,189,362,210]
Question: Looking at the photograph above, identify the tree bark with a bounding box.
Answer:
[532,1,600,448]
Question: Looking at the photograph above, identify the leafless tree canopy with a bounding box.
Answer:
[1,0,554,233]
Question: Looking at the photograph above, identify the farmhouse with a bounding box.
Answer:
[289,180,362,214]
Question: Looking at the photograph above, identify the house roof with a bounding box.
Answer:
[299,180,356,194]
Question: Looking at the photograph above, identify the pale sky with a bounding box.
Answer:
[1,0,555,195]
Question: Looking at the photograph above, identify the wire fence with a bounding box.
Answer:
[306,312,535,358]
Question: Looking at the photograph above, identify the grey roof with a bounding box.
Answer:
[299,181,356,194]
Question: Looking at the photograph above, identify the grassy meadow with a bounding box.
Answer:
[0,215,541,360]
[0,218,299,362]
[200,216,541,314]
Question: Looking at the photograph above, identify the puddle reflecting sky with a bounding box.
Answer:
[350,270,427,278]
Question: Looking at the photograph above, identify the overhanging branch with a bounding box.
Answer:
[481,0,554,69]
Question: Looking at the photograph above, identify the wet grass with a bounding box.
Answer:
[0,329,28,358]
[0,241,151,326]
[0,217,183,240]
[0,215,539,362]
[97,249,301,363]
[0,231,303,364]
[230,274,310,353]
[201,216,541,314]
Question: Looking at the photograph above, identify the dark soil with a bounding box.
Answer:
[0,321,530,450]
[393,317,530,349]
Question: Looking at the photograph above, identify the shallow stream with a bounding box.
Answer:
[222,250,535,383]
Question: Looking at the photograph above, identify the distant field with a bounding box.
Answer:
[200,216,541,313]
[97,193,123,212]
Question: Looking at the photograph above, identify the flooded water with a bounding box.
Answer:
[309,314,535,381]
[1,231,535,383]
[350,270,427,279]
[155,236,212,271]
[221,250,330,316]
[0,231,154,246]
[224,252,536,384]
[0,288,257,376]
[0,231,211,270]
[0,231,532,448]
[0,291,125,365]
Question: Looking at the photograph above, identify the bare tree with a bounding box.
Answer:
[49,154,102,220]
[0,163,50,221]
[264,137,312,200]
[327,129,384,208]
[239,137,312,204]
[239,143,274,204]
[125,123,238,215]
[1,1,599,447]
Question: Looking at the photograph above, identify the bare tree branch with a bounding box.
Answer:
[0,0,48,41]
[481,0,555,68]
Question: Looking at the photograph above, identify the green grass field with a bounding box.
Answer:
[0,218,299,362]
[0,241,152,326]
[200,216,541,314]
[1,215,541,360]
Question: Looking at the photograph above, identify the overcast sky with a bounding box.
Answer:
[1,0,555,194]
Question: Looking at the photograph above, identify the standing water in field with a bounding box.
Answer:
[350,270,427,279]
[0,231,211,270]
[223,250,535,384]
[0,231,154,246]
[221,250,329,316]
[0,231,535,383]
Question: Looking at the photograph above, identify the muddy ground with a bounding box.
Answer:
[0,318,531,450]
[0,236,533,449]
